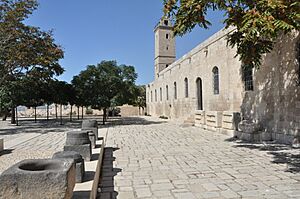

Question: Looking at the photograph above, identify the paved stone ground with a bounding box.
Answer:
[98,117,300,199]
[0,118,82,173]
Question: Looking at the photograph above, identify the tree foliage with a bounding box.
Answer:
[0,0,64,86]
[0,0,65,122]
[72,60,138,124]
[113,65,138,106]
[163,0,300,68]
[133,85,146,109]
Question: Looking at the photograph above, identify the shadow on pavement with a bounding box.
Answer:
[106,116,167,126]
[0,116,165,138]
[0,149,14,156]
[225,137,300,173]
[97,147,122,199]
[0,117,104,136]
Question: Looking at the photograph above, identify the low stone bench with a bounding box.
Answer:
[194,110,205,128]
[0,138,3,152]
[222,111,241,130]
[0,159,75,199]
[53,151,85,183]
[205,111,222,131]
[238,120,262,141]
[220,111,241,136]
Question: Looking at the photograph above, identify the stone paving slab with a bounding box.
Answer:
[98,117,300,199]
[0,119,82,174]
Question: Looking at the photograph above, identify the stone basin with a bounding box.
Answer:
[18,160,63,171]
[0,159,76,199]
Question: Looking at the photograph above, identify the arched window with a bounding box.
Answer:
[166,85,169,100]
[155,89,157,102]
[151,91,153,102]
[160,88,162,101]
[174,82,177,99]
[184,78,189,98]
[212,67,219,94]
[243,65,254,91]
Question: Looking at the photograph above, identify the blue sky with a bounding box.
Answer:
[25,0,225,85]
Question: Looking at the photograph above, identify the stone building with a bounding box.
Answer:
[146,18,300,144]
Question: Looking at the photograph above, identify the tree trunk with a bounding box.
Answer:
[60,104,63,125]
[34,107,37,123]
[81,106,84,119]
[47,104,49,121]
[70,105,72,122]
[77,106,80,120]
[55,104,58,119]
[11,106,16,124]
[16,107,18,126]
[102,108,106,125]
[2,109,8,121]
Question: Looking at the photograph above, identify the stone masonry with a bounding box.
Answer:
[146,17,300,144]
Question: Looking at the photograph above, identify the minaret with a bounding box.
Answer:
[154,17,176,79]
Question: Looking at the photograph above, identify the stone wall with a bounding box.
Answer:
[242,32,300,143]
[147,26,300,144]
[147,27,243,120]
[117,105,144,117]
[16,105,103,117]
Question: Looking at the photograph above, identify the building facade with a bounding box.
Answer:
[146,18,300,144]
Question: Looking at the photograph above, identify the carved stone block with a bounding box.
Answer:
[0,159,75,199]
[82,120,98,140]
[64,144,91,161]
[53,151,85,183]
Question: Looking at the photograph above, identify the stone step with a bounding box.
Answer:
[184,115,195,125]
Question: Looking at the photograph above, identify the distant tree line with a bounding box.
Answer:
[0,0,146,125]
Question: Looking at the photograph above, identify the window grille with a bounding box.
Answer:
[243,66,254,91]
[212,67,219,94]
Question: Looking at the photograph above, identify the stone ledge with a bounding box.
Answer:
[72,128,107,199]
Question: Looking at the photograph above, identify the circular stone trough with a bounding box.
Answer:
[0,159,76,199]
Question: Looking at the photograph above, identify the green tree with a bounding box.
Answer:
[64,83,76,122]
[71,75,88,119]
[134,85,146,115]
[50,80,70,125]
[163,0,300,68]
[113,65,138,106]
[0,85,11,120]
[0,0,64,123]
[72,60,138,124]
[0,0,64,86]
